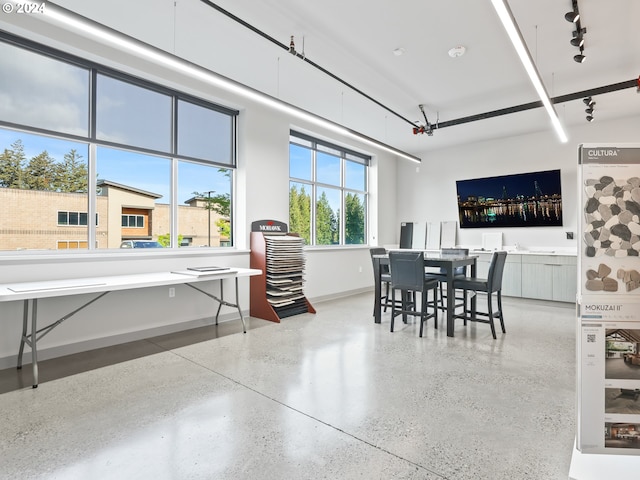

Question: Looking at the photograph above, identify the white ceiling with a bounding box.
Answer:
[2,0,639,158]
[196,0,639,155]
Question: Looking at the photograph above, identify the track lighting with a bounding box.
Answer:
[570,36,584,48]
[583,97,595,122]
[564,11,580,23]
[566,1,586,63]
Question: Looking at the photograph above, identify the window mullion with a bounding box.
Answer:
[88,142,97,249]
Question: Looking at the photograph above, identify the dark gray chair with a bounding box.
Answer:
[369,247,392,315]
[453,251,507,339]
[429,248,469,311]
[389,251,439,337]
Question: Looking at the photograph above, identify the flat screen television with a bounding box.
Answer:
[456,169,563,228]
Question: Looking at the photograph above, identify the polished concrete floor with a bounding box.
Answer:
[0,293,576,479]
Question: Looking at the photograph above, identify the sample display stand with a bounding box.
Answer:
[250,224,315,322]
[572,144,640,477]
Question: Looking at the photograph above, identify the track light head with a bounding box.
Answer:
[583,97,592,105]
[565,11,580,23]
[570,36,584,47]
[585,107,594,115]
[574,53,586,63]
[586,115,595,122]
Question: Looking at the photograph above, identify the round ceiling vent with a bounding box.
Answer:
[448,45,466,58]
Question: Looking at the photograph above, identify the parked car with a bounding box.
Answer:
[119,240,164,249]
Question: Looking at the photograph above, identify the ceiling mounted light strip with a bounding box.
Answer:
[32,3,421,163]
[490,0,568,143]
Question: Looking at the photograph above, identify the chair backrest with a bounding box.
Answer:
[487,251,508,292]
[369,247,389,274]
[389,251,425,291]
[440,247,470,275]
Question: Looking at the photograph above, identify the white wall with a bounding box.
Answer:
[0,8,399,366]
[397,116,640,250]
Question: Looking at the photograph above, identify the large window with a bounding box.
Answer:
[289,132,368,245]
[96,74,172,152]
[0,35,236,252]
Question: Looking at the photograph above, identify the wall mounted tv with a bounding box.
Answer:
[456,169,563,228]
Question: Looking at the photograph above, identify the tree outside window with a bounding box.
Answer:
[288,133,368,246]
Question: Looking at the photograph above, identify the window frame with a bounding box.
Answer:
[0,32,238,254]
[289,131,369,246]
[121,215,145,228]
[57,211,96,227]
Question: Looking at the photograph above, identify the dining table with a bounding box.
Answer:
[372,250,478,337]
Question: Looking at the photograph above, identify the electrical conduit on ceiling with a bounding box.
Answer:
[201,0,640,135]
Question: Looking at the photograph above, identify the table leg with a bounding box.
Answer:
[234,277,247,334]
[187,278,247,334]
[470,260,477,321]
[31,299,38,388]
[17,299,28,370]
[446,269,455,337]
[374,258,382,324]
[215,280,224,325]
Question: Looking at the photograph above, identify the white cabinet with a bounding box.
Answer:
[520,255,577,303]
[475,252,522,297]
[469,252,576,303]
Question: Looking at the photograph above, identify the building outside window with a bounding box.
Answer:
[0,35,237,252]
[58,211,91,226]
[121,214,144,228]
[289,131,368,245]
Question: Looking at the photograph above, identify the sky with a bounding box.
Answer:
[0,41,232,204]
[456,169,562,200]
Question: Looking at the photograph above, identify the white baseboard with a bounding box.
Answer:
[0,310,244,370]
[309,286,372,305]
[0,287,373,370]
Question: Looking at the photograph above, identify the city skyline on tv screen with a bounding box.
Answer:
[456,169,563,228]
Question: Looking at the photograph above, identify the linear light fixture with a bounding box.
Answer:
[38,3,421,163]
[490,0,568,143]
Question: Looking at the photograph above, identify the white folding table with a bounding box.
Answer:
[0,268,261,388]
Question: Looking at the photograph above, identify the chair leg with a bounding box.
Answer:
[390,287,396,332]
[497,291,506,333]
[433,286,438,329]
[402,290,409,324]
[487,292,497,339]
[419,290,426,337]
[383,282,390,312]
[462,290,468,326]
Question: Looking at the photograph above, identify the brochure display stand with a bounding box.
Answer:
[249,220,315,323]
[573,144,640,477]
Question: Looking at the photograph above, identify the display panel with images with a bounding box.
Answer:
[605,329,640,380]
[456,169,563,228]
[605,423,640,449]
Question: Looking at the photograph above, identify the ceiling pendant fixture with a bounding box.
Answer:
[564,11,579,23]
[565,0,587,63]
[583,97,596,121]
